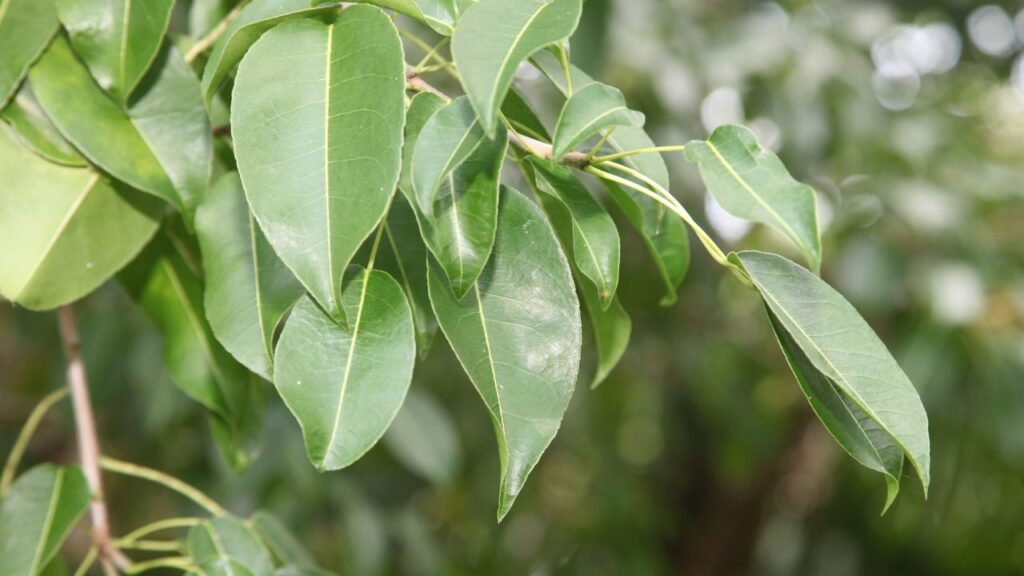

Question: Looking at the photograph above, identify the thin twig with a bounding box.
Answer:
[184,0,251,64]
[58,306,129,575]
[100,457,229,517]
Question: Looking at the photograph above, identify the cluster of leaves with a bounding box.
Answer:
[0,0,931,570]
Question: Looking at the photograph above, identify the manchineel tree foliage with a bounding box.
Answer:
[0,0,931,573]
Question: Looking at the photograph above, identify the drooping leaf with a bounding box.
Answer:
[525,157,620,307]
[200,0,335,105]
[551,82,644,160]
[532,51,689,305]
[451,0,583,136]
[318,0,456,35]
[410,96,507,298]
[686,126,822,272]
[0,465,90,576]
[0,0,59,108]
[233,7,406,321]
[428,186,581,520]
[189,517,274,576]
[195,172,304,381]
[383,389,461,486]
[0,81,84,166]
[731,250,930,496]
[250,511,318,571]
[767,308,904,512]
[377,195,439,357]
[30,37,212,222]
[54,0,174,103]
[274,268,416,471]
[0,124,160,311]
[120,234,263,472]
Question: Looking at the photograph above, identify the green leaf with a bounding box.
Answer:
[383,389,460,486]
[273,268,416,471]
[731,250,930,497]
[525,157,620,307]
[250,511,318,571]
[54,0,174,103]
[766,308,904,512]
[428,186,581,520]
[0,81,85,166]
[195,172,304,381]
[0,465,90,576]
[30,37,212,222]
[377,195,439,358]
[410,96,507,298]
[200,0,335,106]
[320,0,456,35]
[0,0,59,107]
[233,7,405,322]
[120,234,263,472]
[188,0,237,40]
[551,82,644,160]
[0,124,161,311]
[452,0,583,136]
[532,52,689,305]
[189,517,274,576]
[686,125,822,272]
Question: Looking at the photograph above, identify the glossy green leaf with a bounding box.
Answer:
[189,517,274,576]
[0,81,84,166]
[732,250,930,496]
[0,124,160,311]
[195,172,304,381]
[31,37,212,222]
[551,82,644,160]
[321,0,457,34]
[383,389,460,486]
[120,234,263,472]
[0,465,90,576]
[429,186,581,520]
[274,268,416,471]
[378,195,438,357]
[525,157,620,307]
[767,308,904,511]
[200,0,335,105]
[686,126,822,272]
[452,0,583,136]
[250,511,318,571]
[0,0,59,107]
[233,7,405,321]
[54,0,174,103]
[410,96,507,298]
[533,51,689,305]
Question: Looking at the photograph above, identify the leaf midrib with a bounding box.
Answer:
[474,282,508,465]
[29,468,64,575]
[323,23,337,315]
[486,1,553,124]
[324,270,371,467]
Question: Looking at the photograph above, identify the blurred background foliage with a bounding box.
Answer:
[3,0,1024,574]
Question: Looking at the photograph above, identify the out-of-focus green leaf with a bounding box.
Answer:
[732,250,930,497]
[384,389,460,486]
[318,0,456,34]
[232,7,405,322]
[0,124,160,311]
[452,0,583,136]
[195,172,303,381]
[250,511,318,570]
[411,96,507,298]
[0,0,58,107]
[274,269,416,471]
[189,517,274,576]
[189,0,238,40]
[533,52,689,305]
[0,465,90,576]
[767,308,904,511]
[0,81,84,166]
[429,186,581,520]
[30,37,211,223]
[525,157,620,307]
[551,82,644,160]
[120,234,262,471]
[54,0,174,103]
[200,0,335,105]
[687,126,821,272]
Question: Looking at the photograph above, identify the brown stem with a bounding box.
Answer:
[57,307,130,576]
